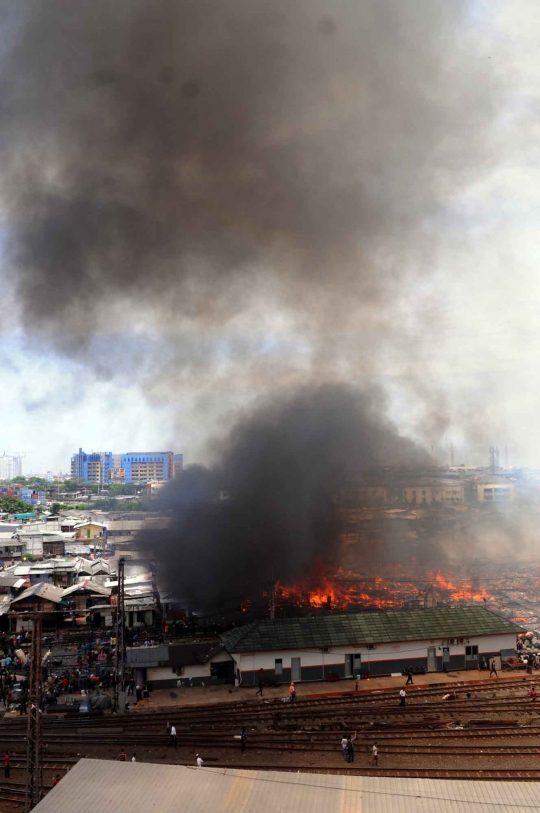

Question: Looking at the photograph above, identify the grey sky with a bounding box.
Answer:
[1,0,539,472]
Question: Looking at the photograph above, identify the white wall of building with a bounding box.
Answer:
[230,632,517,680]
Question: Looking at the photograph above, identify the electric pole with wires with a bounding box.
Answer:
[113,558,125,713]
[25,613,43,811]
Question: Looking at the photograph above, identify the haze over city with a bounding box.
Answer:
[0,0,539,473]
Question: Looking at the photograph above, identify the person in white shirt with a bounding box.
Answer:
[399,688,406,706]
[369,743,378,767]
[169,724,177,748]
[131,753,136,763]
[196,754,203,768]
[340,736,348,759]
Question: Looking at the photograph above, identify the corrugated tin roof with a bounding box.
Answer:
[62,580,111,598]
[11,583,64,604]
[221,607,522,653]
[31,758,540,813]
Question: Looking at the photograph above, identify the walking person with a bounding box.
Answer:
[490,660,498,678]
[196,754,203,767]
[52,775,61,786]
[240,727,247,753]
[256,679,264,697]
[169,723,177,748]
[531,686,537,703]
[4,751,10,779]
[399,688,406,707]
[346,732,357,763]
[405,668,414,686]
[369,742,379,767]
[289,682,296,703]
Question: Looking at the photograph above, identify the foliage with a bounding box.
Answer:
[91,498,143,511]
[0,496,34,514]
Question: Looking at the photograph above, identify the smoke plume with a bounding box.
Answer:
[0,0,504,394]
[155,383,431,611]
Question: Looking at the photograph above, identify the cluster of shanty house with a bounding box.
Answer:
[0,557,160,631]
[126,606,521,689]
[0,517,110,561]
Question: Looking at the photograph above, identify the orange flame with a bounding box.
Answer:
[273,566,491,613]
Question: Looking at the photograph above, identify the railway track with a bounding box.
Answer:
[2,676,540,783]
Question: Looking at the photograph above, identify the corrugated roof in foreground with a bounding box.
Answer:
[221,607,523,652]
[32,758,540,813]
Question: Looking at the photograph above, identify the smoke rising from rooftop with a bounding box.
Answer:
[0,0,504,401]
[155,383,432,611]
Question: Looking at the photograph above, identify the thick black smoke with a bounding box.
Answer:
[0,0,503,379]
[155,383,431,611]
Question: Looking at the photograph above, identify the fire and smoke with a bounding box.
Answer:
[155,383,431,611]
[0,2,523,607]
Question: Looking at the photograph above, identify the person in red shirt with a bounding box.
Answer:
[52,775,61,786]
[4,751,10,779]
[530,686,537,702]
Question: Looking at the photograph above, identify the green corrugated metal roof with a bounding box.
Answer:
[220,607,522,653]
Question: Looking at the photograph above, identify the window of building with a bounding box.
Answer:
[465,645,478,658]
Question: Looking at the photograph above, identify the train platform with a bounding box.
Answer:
[134,668,530,710]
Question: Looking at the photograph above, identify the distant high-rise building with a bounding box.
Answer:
[12,456,24,478]
[173,454,184,476]
[0,453,24,480]
[121,452,174,483]
[0,456,14,480]
[70,449,177,483]
[70,448,113,483]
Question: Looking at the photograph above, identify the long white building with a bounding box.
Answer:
[221,607,521,685]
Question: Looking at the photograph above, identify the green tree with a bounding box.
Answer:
[0,496,34,514]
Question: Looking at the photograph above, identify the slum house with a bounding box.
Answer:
[11,532,66,559]
[7,558,90,588]
[62,580,112,625]
[126,640,234,688]
[0,574,25,630]
[91,572,160,627]
[60,517,84,534]
[10,583,65,630]
[74,521,107,541]
[89,593,158,629]
[221,607,522,684]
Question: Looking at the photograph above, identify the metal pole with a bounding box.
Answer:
[114,558,125,713]
[25,614,43,812]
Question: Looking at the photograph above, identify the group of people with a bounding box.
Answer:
[340,733,379,766]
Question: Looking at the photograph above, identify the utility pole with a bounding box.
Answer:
[113,558,125,713]
[25,614,43,812]
[270,582,275,620]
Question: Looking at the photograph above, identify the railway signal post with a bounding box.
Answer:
[25,613,43,811]
[113,557,125,714]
